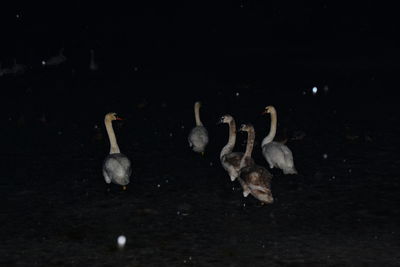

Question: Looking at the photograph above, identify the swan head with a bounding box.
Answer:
[105,112,123,122]
[253,187,274,204]
[239,123,254,132]
[217,114,233,124]
[194,101,202,109]
[262,105,275,115]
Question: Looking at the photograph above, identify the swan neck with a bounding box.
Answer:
[220,119,237,158]
[262,109,277,146]
[194,104,203,126]
[105,119,121,154]
[240,129,255,169]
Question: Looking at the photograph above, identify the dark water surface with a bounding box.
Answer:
[1,58,399,266]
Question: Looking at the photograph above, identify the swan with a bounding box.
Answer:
[261,106,297,175]
[0,59,26,77]
[218,114,254,181]
[238,124,274,204]
[42,47,66,67]
[188,101,209,154]
[102,112,132,189]
[89,49,98,71]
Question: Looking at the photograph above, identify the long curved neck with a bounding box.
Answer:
[262,109,277,146]
[194,104,203,126]
[240,128,255,169]
[105,119,120,154]
[220,119,237,159]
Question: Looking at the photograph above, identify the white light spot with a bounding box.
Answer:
[209,162,213,166]
[312,87,318,95]
[16,14,20,19]
[235,92,239,96]
[302,91,306,95]
[41,61,46,66]
[94,124,98,129]
[348,169,352,173]
[181,125,185,129]
[243,203,246,207]
[117,235,126,249]
[165,179,169,183]
[323,85,329,93]
[157,184,160,188]
[323,153,328,159]
[169,132,173,137]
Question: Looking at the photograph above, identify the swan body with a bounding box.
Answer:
[103,153,131,186]
[0,59,26,77]
[42,48,66,66]
[102,112,132,187]
[188,101,209,153]
[218,114,254,181]
[261,106,297,175]
[239,124,274,204]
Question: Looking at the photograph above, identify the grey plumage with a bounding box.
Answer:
[102,153,132,186]
[262,142,297,174]
[188,126,209,153]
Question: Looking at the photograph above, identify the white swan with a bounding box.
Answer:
[238,124,274,204]
[102,112,132,189]
[261,106,297,174]
[42,47,66,67]
[218,114,254,181]
[0,59,26,77]
[89,49,98,71]
[188,101,209,154]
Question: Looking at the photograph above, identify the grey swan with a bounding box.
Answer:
[218,114,254,181]
[261,106,297,175]
[238,124,274,204]
[188,101,209,154]
[102,112,132,189]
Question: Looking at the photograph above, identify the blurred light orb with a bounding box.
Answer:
[117,235,126,248]
[312,87,318,94]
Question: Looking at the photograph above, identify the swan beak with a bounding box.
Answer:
[261,110,267,115]
[122,186,127,191]
[116,117,123,121]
